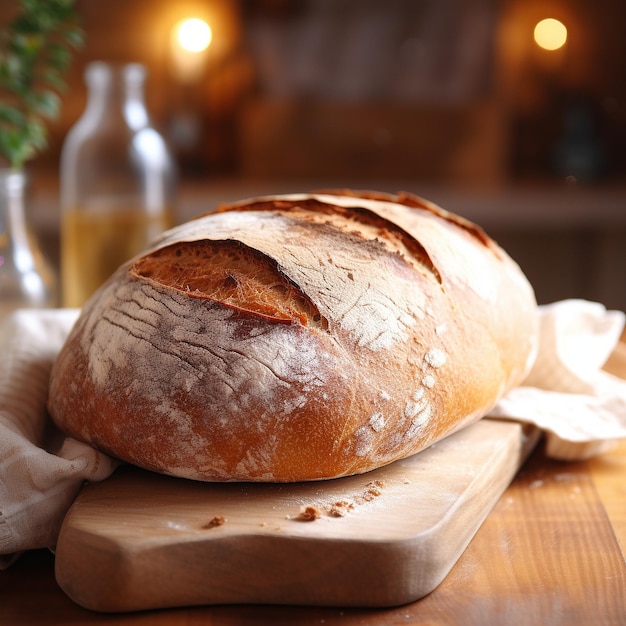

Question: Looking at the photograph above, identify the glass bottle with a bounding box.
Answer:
[0,168,58,318]
[60,62,176,308]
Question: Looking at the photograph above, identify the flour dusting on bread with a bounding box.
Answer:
[48,190,539,482]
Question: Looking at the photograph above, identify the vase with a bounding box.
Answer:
[0,168,58,318]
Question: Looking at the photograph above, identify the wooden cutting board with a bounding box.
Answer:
[54,418,539,612]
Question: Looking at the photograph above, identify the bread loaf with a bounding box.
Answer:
[48,190,539,482]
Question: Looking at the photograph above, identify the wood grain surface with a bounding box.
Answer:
[2,438,625,625]
[2,342,626,624]
[54,419,539,612]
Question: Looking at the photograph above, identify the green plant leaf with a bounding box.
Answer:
[27,90,60,119]
[63,26,84,48]
[42,67,65,91]
[0,0,83,168]
[0,103,25,125]
[47,42,71,71]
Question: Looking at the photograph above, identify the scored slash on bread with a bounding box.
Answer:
[48,190,539,482]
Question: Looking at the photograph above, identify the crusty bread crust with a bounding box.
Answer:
[48,191,539,482]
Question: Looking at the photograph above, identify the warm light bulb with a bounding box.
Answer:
[176,18,212,53]
[534,18,567,51]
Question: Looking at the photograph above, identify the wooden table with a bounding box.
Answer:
[2,351,626,625]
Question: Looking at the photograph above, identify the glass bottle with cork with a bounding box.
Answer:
[60,61,175,308]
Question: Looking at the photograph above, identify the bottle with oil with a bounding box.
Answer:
[60,62,175,307]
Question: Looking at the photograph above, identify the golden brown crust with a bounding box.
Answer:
[48,191,539,482]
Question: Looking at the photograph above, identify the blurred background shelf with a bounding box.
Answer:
[3,0,625,310]
[26,176,626,312]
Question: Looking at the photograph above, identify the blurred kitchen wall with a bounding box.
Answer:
[2,0,626,310]
[3,0,624,186]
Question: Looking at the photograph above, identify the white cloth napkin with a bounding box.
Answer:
[0,309,117,569]
[0,300,625,568]
[488,299,626,460]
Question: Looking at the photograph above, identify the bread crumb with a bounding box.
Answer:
[281,480,388,524]
[294,505,321,522]
[362,480,385,501]
[202,515,226,529]
[328,500,355,517]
